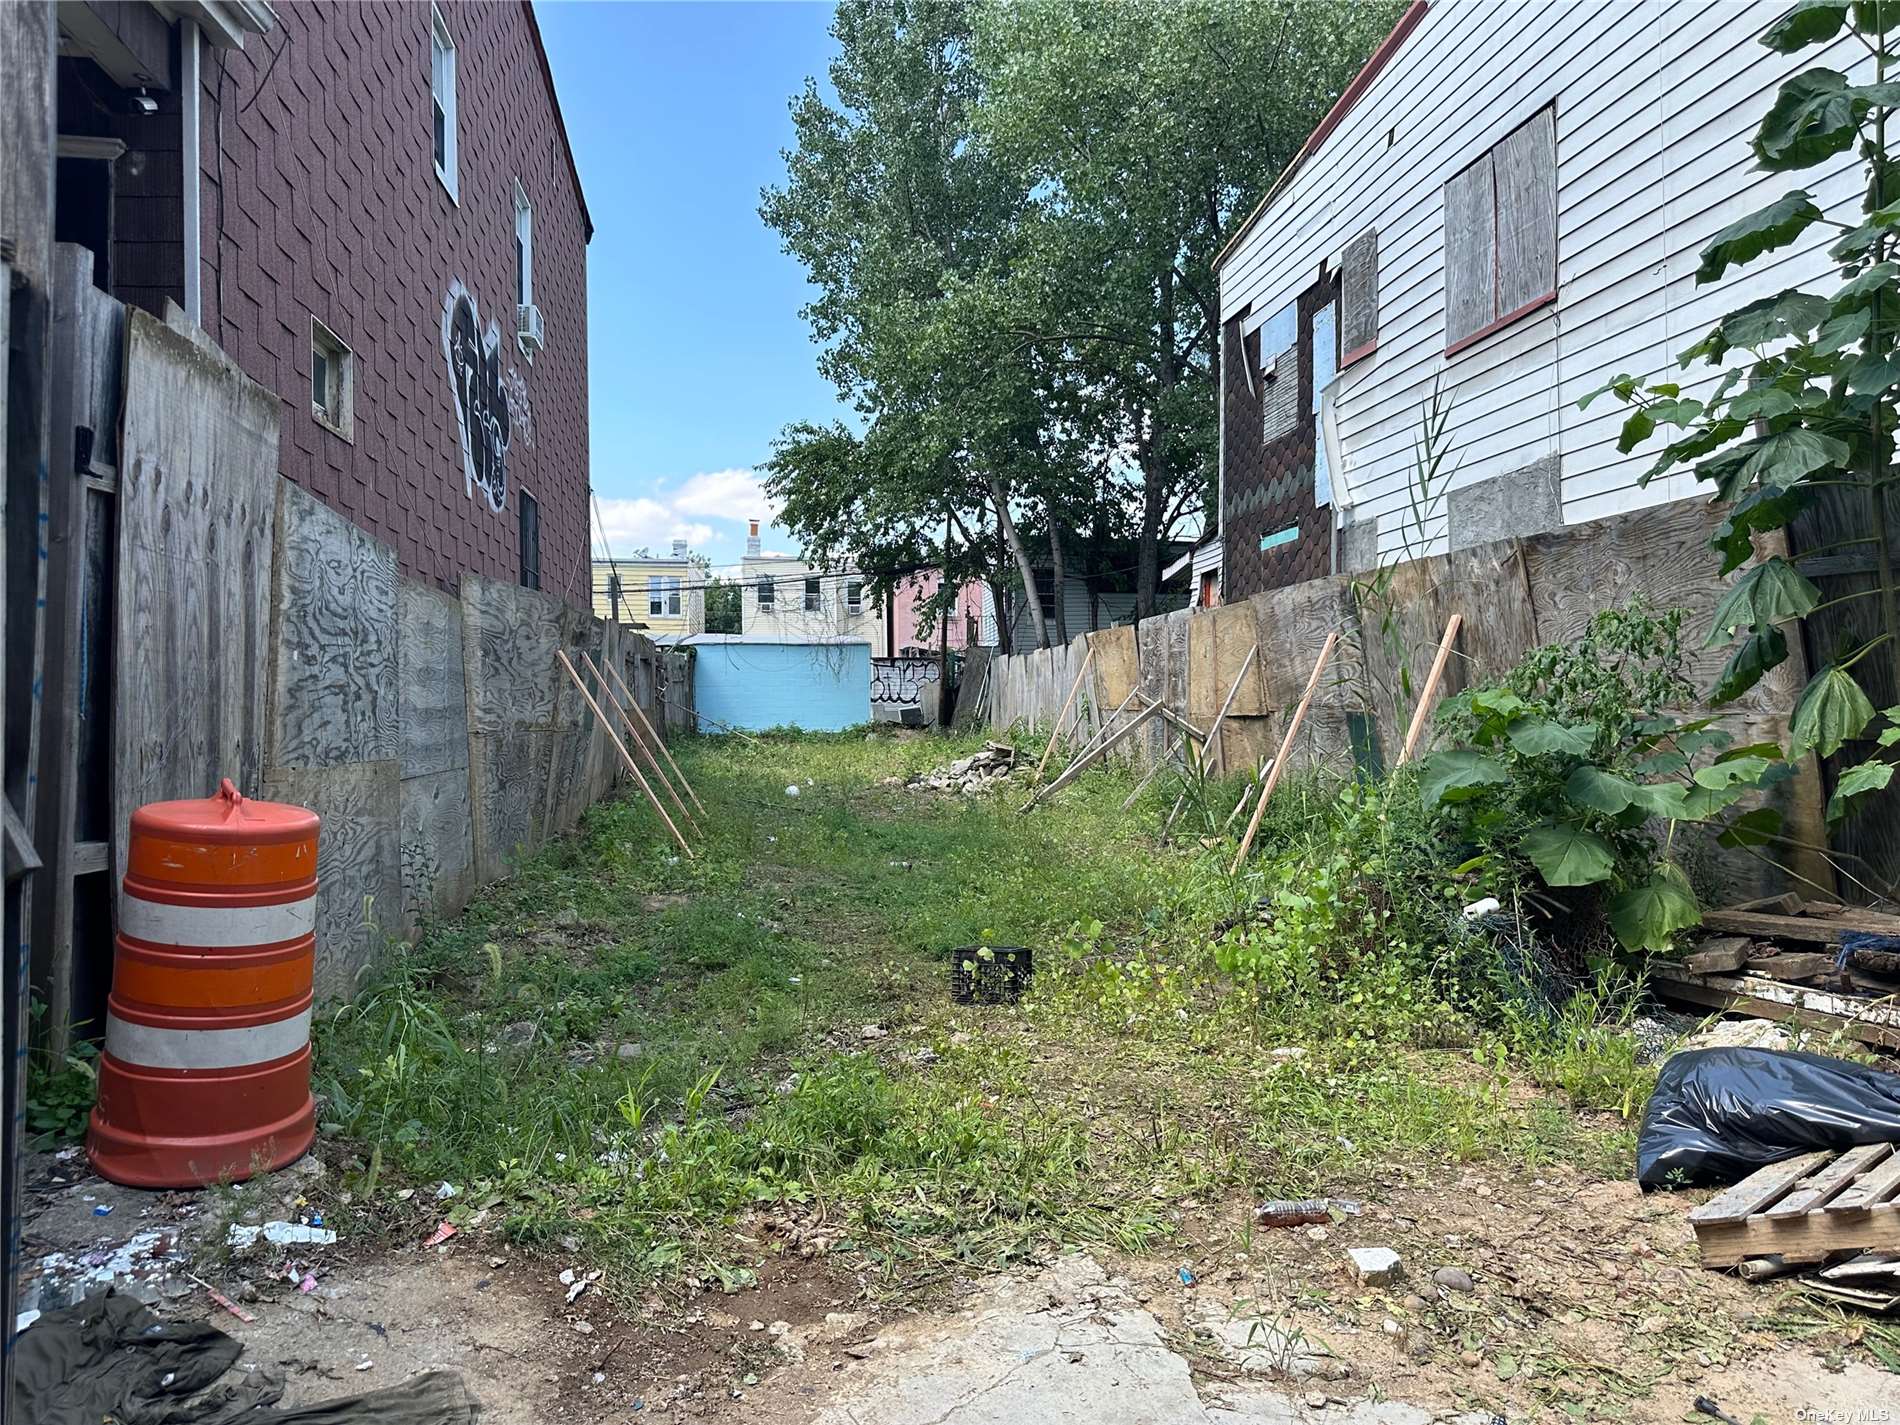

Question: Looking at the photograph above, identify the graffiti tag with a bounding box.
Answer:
[870,657,941,707]
[441,279,512,512]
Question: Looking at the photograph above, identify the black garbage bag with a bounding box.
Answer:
[1636,1047,1900,1189]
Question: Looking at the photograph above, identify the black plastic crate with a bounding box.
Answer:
[949,945,1032,1005]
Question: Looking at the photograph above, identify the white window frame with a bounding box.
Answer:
[430,4,458,202]
[756,576,775,610]
[310,316,354,442]
[803,577,822,613]
[846,580,863,614]
[648,575,682,618]
[514,180,534,308]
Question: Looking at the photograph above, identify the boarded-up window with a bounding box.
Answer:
[1444,106,1556,351]
[1246,301,1300,444]
[1341,230,1379,363]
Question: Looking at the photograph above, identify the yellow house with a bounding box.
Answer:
[591,542,705,635]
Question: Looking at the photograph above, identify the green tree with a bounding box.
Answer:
[761,0,1070,650]
[1583,0,1900,848]
[704,575,742,634]
[971,0,1403,614]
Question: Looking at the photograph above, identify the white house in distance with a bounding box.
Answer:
[1212,0,1867,602]
[740,519,886,644]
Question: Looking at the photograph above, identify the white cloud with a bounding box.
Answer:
[591,467,777,558]
[669,467,779,523]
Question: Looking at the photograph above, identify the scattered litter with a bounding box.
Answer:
[1348,1247,1404,1286]
[227,1221,337,1251]
[1177,1266,1195,1286]
[297,1272,319,1295]
[859,1024,887,1040]
[91,1205,114,1217]
[1694,1395,1745,1425]
[423,1222,457,1249]
[1254,1200,1331,1229]
[435,1181,460,1200]
[1680,1018,1793,1054]
[1690,1144,1900,1271]
[1461,897,1501,919]
[354,1358,375,1372]
[189,1275,256,1324]
[949,944,1033,1005]
[1639,1048,1900,1188]
[784,785,800,797]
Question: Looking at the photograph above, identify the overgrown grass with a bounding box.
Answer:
[313,727,1647,1286]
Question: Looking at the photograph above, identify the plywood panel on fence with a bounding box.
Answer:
[115,310,276,889]
[1089,625,1140,713]
[261,760,401,1001]
[462,574,570,735]
[1248,578,1360,779]
[268,482,399,770]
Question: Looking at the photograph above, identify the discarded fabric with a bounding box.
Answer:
[227,1221,336,1250]
[1637,1048,1900,1188]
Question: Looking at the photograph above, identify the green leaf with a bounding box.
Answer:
[1564,765,1641,814]
[1791,664,1878,758]
[1813,305,1874,353]
[1676,781,1749,819]
[1828,758,1895,818]
[1848,349,1900,394]
[1761,0,1851,51]
[1631,749,1690,776]
[1713,625,1789,704]
[1833,260,1900,305]
[1710,486,1805,575]
[1523,823,1617,887]
[1726,385,1801,421]
[1754,70,1859,172]
[1505,718,1598,757]
[1719,739,1787,762]
[1694,755,1775,790]
[1630,780,1698,820]
[1717,806,1785,848]
[1419,749,1509,806]
[1736,428,1850,492]
[1706,558,1822,645]
[1617,408,1655,454]
[1855,0,1900,33]
[1719,289,1832,346]
[1697,191,1826,281]
[1607,864,1702,952]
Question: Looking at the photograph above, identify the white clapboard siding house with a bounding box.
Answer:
[1214,0,1869,601]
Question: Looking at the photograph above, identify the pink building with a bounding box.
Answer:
[884,571,987,656]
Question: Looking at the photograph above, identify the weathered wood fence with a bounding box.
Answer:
[986,498,1839,902]
[33,289,673,1035]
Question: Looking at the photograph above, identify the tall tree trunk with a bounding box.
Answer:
[990,475,1050,649]
[1137,450,1163,620]
[986,577,1013,654]
[1048,517,1069,645]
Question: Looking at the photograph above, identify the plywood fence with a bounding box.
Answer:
[113,309,671,1001]
[986,497,1834,903]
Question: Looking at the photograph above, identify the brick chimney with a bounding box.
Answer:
[746,519,761,557]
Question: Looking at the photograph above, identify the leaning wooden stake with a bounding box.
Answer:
[582,652,698,835]
[1034,642,1098,782]
[602,656,708,816]
[1224,759,1273,831]
[1020,701,1164,811]
[1398,613,1463,765]
[557,651,694,858]
[1204,644,1259,778]
[1120,730,1179,812]
[1231,632,1340,874]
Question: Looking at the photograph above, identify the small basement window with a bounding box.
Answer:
[518,490,540,591]
[1444,105,1556,354]
[310,318,353,440]
[803,577,822,612]
[430,4,458,199]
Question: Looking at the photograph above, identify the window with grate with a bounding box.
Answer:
[518,491,540,591]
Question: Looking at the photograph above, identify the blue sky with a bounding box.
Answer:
[536,0,846,569]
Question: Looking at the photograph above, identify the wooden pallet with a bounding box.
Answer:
[1689,1145,1900,1268]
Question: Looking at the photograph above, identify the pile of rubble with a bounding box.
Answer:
[886,742,1023,795]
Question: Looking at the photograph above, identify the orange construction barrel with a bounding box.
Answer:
[87,778,319,1188]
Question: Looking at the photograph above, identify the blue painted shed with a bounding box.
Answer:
[663,636,871,733]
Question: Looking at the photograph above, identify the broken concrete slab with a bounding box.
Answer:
[807,1253,1490,1425]
[1347,1247,1403,1287]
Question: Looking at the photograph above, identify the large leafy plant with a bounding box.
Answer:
[1582,0,1900,827]
[1420,602,1789,952]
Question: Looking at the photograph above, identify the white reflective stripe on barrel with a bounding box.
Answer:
[119,892,316,948]
[105,1008,313,1071]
